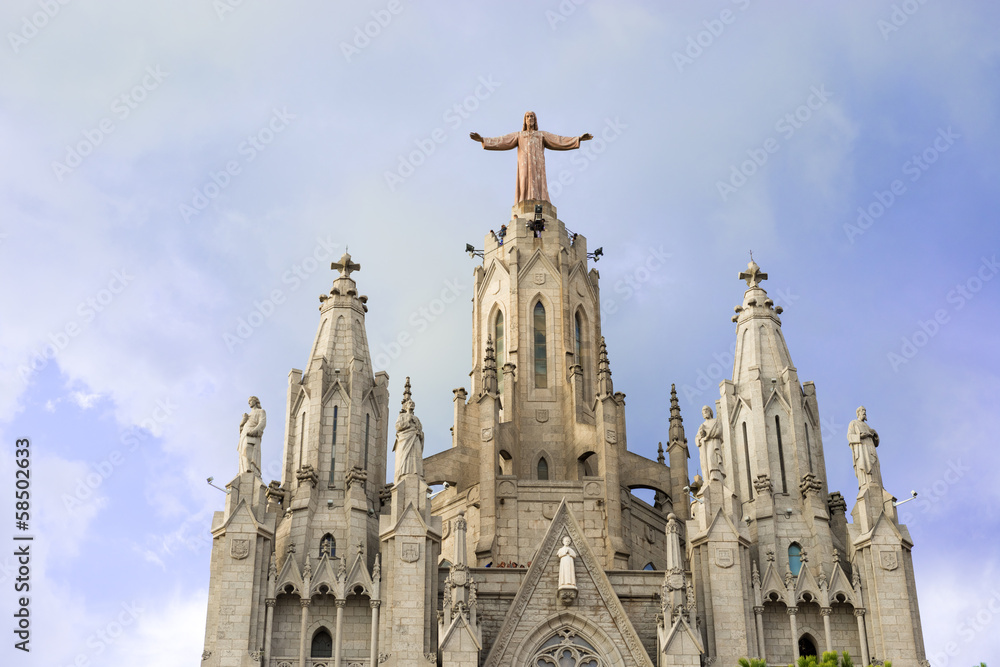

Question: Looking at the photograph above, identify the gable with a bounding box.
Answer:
[482,499,653,667]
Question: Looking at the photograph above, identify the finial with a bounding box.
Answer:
[482,334,498,394]
[401,377,413,413]
[739,258,767,288]
[668,383,687,447]
[657,442,665,465]
[331,251,361,279]
[596,337,613,397]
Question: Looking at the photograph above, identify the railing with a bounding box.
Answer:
[271,658,369,667]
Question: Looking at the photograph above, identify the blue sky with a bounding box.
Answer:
[1,1,998,665]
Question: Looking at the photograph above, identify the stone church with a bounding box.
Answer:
[200,114,929,667]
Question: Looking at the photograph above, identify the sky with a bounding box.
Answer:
[0,1,998,665]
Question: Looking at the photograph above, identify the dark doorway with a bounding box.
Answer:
[798,634,817,657]
[311,628,333,658]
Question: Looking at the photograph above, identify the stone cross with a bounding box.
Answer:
[331,251,361,279]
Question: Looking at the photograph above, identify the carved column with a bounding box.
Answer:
[369,600,381,667]
[821,607,833,653]
[753,606,766,662]
[788,607,799,662]
[334,599,346,667]
[264,599,276,665]
[299,599,311,667]
[855,608,870,667]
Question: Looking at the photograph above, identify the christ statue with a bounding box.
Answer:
[470,111,592,204]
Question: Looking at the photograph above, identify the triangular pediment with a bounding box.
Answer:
[482,499,653,667]
[794,561,822,604]
[344,549,375,598]
[827,562,857,606]
[385,500,432,538]
[728,395,752,427]
[763,386,792,415]
[321,379,350,407]
[439,612,482,652]
[854,508,910,547]
[477,257,511,300]
[759,561,787,602]
[566,260,598,304]
[659,616,704,657]
[211,498,271,539]
[309,554,340,597]
[517,248,560,286]
[275,552,305,596]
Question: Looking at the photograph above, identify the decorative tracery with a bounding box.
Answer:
[531,629,604,667]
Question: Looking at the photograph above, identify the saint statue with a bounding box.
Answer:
[470,111,592,204]
[238,396,266,475]
[393,378,424,482]
[847,405,882,489]
[557,536,578,590]
[695,405,724,480]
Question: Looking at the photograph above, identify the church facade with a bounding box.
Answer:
[200,119,929,667]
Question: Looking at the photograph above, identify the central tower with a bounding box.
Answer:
[424,198,684,571]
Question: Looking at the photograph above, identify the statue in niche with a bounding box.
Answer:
[238,396,266,476]
[696,405,725,480]
[393,378,424,481]
[557,536,578,591]
[847,406,882,489]
[470,111,592,204]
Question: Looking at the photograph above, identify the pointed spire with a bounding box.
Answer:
[482,334,498,395]
[401,376,414,414]
[596,336,613,397]
[657,442,665,465]
[668,383,686,446]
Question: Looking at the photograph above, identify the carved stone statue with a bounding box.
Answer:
[695,406,724,480]
[238,396,266,475]
[557,536,578,590]
[847,406,882,489]
[470,111,592,204]
[393,378,424,482]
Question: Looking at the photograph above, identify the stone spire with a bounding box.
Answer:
[730,258,793,385]
[596,336,613,397]
[668,384,686,445]
[666,383,691,520]
[482,334,498,395]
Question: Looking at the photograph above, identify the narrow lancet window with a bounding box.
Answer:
[533,301,547,388]
[364,413,370,468]
[788,543,803,576]
[742,421,753,499]
[311,628,333,658]
[329,405,338,484]
[495,311,505,394]
[537,456,549,480]
[775,415,787,494]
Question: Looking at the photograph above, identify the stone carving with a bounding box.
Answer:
[605,428,617,444]
[880,549,899,571]
[557,536,578,603]
[481,426,494,441]
[202,650,212,661]
[754,473,773,494]
[401,541,420,563]
[739,259,768,288]
[533,272,545,284]
[230,537,250,560]
[696,405,724,480]
[470,111,592,203]
[715,547,734,568]
[393,378,424,481]
[535,409,549,423]
[498,480,516,497]
[848,405,882,488]
[238,396,266,475]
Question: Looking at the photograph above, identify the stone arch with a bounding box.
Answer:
[529,293,553,390]
[511,612,626,667]
[531,448,554,480]
[577,451,598,478]
[572,306,592,396]
[307,622,334,658]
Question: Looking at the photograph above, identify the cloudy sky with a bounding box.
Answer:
[1,1,998,665]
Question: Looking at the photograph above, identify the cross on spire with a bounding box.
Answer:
[331,251,361,279]
[739,258,767,288]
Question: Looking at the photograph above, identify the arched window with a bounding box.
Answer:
[531,629,605,667]
[798,634,817,657]
[329,405,338,485]
[578,452,597,478]
[495,310,505,394]
[311,628,333,658]
[533,301,547,388]
[643,562,655,571]
[298,411,306,467]
[575,312,582,364]
[537,456,549,481]
[788,543,802,576]
[775,414,787,493]
[742,421,753,499]
[319,534,336,559]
